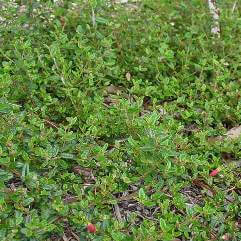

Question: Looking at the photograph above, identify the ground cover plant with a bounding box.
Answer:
[0,0,241,240]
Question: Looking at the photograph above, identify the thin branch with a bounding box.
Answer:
[44,119,58,129]
[207,0,220,38]
[91,7,96,28]
[232,0,237,14]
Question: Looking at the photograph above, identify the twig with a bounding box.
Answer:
[44,119,58,129]
[232,0,237,14]
[207,0,220,37]
[114,204,123,222]
[71,231,80,241]
[136,212,159,222]
[62,233,70,241]
[45,45,66,85]
[91,7,96,28]
[152,206,160,216]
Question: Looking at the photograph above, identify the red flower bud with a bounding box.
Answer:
[210,168,220,177]
[87,223,96,233]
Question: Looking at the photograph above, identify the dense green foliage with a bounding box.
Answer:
[0,0,241,240]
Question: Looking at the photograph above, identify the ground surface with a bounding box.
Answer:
[0,0,241,240]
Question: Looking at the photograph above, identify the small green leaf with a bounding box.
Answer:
[138,188,146,200]
[61,153,75,159]
[0,170,13,181]
[15,211,24,225]
[0,157,10,165]
[76,25,84,33]
[0,101,12,113]
[23,197,34,206]
[96,17,108,24]
[159,218,167,231]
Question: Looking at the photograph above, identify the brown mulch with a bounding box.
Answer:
[181,183,205,207]
[112,181,160,225]
[49,222,82,241]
